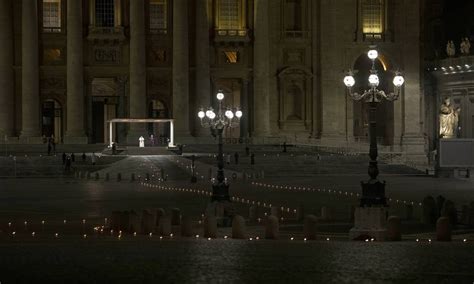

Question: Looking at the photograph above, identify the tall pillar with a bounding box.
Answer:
[0,0,14,137]
[253,0,271,137]
[65,0,87,144]
[195,0,211,137]
[20,0,41,140]
[128,0,147,142]
[173,0,190,138]
[241,79,250,139]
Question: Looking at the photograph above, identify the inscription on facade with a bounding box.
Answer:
[93,47,120,64]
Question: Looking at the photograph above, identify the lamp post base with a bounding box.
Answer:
[205,201,234,227]
[359,179,387,207]
[349,207,387,241]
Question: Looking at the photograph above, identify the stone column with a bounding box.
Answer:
[253,0,271,137]
[310,0,320,139]
[401,0,426,164]
[128,0,147,142]
[0,0,14,137]
[240,79,250,139]
[195,0,211,137]
[65,0,87,144]
[173,0,190,138]
[20,0,41,140]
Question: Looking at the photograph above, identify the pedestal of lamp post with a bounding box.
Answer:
[206,181,235,227]
[349,179,388,241]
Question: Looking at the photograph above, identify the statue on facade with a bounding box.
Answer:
[439,97,461,138]
[446,41,456,57]
[460,37,471,55]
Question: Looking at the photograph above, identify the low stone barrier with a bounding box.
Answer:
[265,216,279,239]
[129,210,141,233]
[386,216,401,241]
[232,215,246,239]
[171,208,181,225]
[142,210,156,233]
[303,215,317,240]
[421,196,437,225]
[204,216,217,238]
[436,217,451,241]
[159,216,172,236]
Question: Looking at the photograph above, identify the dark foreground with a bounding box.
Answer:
[0,237,473,283]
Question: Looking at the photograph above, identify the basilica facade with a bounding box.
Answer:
[0,0,426,162]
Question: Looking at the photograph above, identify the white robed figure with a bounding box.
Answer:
[439,97,461,138]
[139,136,145,147]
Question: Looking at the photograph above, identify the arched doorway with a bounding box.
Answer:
[352,53,394,145]
[148,99,170,145]
[42,99,63,143]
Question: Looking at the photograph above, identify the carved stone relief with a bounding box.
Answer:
[92,46,121,64]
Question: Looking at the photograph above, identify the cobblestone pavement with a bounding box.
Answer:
[0,238,473,283]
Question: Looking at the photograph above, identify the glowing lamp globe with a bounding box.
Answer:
[343,75,355,87]
[205,109,213,118]
[216,92,224,101]
[198,111,205,119]
[225,110,234,119]
[368,49,378,60]
[235,110,243,118]
[393,75,405,87]
[208,111,216,120]
[368,74,379,86]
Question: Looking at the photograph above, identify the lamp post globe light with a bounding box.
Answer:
[344,48,404,240]
[198,91,242,224]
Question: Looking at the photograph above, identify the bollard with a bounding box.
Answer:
[129,210,141,233]
[146,173,150,181]
[441,200,457,225]
[110,211,122,230]
[120,211,130,232]
[386,216,401,241]
[130,173,135,182]
[270,206,282,219]
[141,210,156,234]
[421,196,437,225]
[232,215,246,239]
[248,205,259,222]
[303,215,318,240]
[204,216,217,238]
[436,217,451,241]
[265,216,279,239]
[181,216,194,237]
[155,208,165,227]
[159,216,172,236]
[171,208,181,225]
[117,173,122,182]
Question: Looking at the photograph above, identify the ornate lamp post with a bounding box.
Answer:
[198,91,242,202]
[344,48,405,240]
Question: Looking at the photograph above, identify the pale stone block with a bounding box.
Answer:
[386,216,401,241]
[232,215,246,239]
[265,216,279,239]
[349,207,387,241]
[204,215,217,238]
[436,217,451,241]
[303,215,317,240]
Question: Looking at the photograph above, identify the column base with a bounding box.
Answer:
[349,207,387,241]
[402,134,427,165]
[18,135,43,144]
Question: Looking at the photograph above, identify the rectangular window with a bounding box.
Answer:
[150,0,167,33]
[285,0,302,31]
[43,0,61,32]
[95,0,115,27]
[362,0,383,35]
[219,0,239,30]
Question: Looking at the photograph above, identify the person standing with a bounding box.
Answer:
[62,152,66,165]
[65,156,71,173]
[234,152,239,164]
[71,153,75,162]
[47,141,52,156]
[91,153,96,165]
[245,145,250,156]
[81,152,86,162]
[226,154,231,165]
[250,153,255,165]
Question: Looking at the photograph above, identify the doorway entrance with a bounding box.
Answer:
[42,99,62,143]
